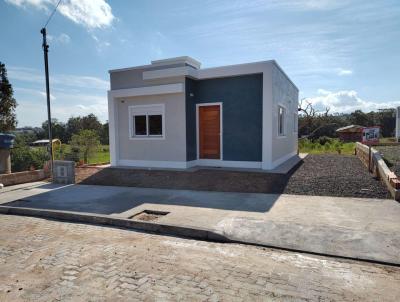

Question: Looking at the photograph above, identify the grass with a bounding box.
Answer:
[53,144,110,164]
[299,138,356,155]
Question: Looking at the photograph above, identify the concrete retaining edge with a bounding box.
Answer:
[0,205,399,267]
[0,169,49,187]
[355,142,400,201]
[0,205,226,242]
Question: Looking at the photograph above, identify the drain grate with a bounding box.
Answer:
[129,210,169,222]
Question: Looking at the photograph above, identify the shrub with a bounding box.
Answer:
[317,136,333,146]
[11,146,49,172]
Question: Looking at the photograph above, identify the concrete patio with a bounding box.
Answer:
[1,181,399,265]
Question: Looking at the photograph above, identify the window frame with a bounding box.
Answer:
[277,105,286,137]
[129,104,165,140]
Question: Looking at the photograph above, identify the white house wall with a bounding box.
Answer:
[271,64,299,166]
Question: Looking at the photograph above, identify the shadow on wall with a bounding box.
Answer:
[3,162,303,215]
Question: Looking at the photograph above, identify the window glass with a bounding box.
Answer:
[278,106,285,136]
[293,113,298,133]
[148,115,162,135]
[134,115,147,135]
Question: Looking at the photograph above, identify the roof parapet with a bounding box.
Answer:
[151,56,201,69]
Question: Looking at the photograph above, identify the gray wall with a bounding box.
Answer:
[110,63,190,90]
[185,74,263,162]
[116,93,187,162]
[271,64,299,163]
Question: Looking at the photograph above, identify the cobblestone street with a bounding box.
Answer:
[0,215,399,301]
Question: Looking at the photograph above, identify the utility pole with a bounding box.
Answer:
[40,27,53,175]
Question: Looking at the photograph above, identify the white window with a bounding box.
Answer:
[129,104,165,139]
[293,113,298,133]
[278,105,286,136]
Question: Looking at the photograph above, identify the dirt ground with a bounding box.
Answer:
[76,154,390,199]
[1,215,399,301]
[375,145,400,175]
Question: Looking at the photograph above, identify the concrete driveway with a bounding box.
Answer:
[1,181,399,265]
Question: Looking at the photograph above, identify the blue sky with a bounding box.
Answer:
[1,0,399,127]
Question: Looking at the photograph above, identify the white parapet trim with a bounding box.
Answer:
[192,159,262,169]
[117,159,263,169]
[109,83,184,99]
[143,67,198,81]
[117,159,189,169]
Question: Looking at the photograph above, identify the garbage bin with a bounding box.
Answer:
[0,133,15,174]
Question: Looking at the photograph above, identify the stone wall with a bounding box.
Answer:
[355,142,400,200]
[0,169,49,187]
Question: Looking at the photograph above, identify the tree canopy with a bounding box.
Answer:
[0,62,17,132]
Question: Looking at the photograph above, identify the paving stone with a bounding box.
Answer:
[0,215,399,302]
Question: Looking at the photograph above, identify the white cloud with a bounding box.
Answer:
[5,0,114,29]
[14,90,107,126]
[337,68,353,76]
[306,89,400,113]
[91,34,111,52]
[8,66,109,90]
[48,33,71,44]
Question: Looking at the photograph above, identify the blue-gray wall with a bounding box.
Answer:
[185,74,263,162]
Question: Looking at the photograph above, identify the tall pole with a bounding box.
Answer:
[40,27,53,175]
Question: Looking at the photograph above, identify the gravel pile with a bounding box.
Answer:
[284,154,390,199]
[77,154,390,199]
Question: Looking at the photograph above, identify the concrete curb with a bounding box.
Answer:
[0,205,226,242]
[0,205,399,268]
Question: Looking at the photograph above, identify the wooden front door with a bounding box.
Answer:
[199,105,221,159]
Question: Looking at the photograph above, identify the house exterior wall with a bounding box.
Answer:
[108,58,298,170]
[185,74,263,162]
[271,64,299,165]
[116,93,187,163]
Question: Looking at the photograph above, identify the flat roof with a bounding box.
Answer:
[109,57,298,91]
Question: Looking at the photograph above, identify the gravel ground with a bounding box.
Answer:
[77,154,390,199]
[283,154,390,199]
[375,145,400,175]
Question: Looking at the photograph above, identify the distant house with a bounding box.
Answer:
[107,56,299,170]
[30,139,59,147]
[336,125,364,142]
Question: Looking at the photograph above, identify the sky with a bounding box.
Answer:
[0,0,399,127]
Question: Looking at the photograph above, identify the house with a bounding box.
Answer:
[107,56,298,170]
[336,125,364,142]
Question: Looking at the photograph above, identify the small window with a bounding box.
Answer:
[278,106,286,136]
[148,115,162,135]
[129,104,164,139]
[293,113,298,133]
[134,115,147,136]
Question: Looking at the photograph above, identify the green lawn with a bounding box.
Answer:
[298,138,356,155]
[53,144,110,164]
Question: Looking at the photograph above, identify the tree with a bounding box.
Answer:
[100,121,109,145]
[0,62,17,131]
[69,129,100,163]
[42,118,68,143]
[66,114,102,141]
[349,110,370,126]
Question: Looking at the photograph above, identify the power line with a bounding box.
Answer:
[43,0,62,28]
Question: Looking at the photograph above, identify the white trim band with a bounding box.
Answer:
[109,83,184,98]
[116,159,263,169]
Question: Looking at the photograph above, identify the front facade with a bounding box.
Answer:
[108,56,298,170]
